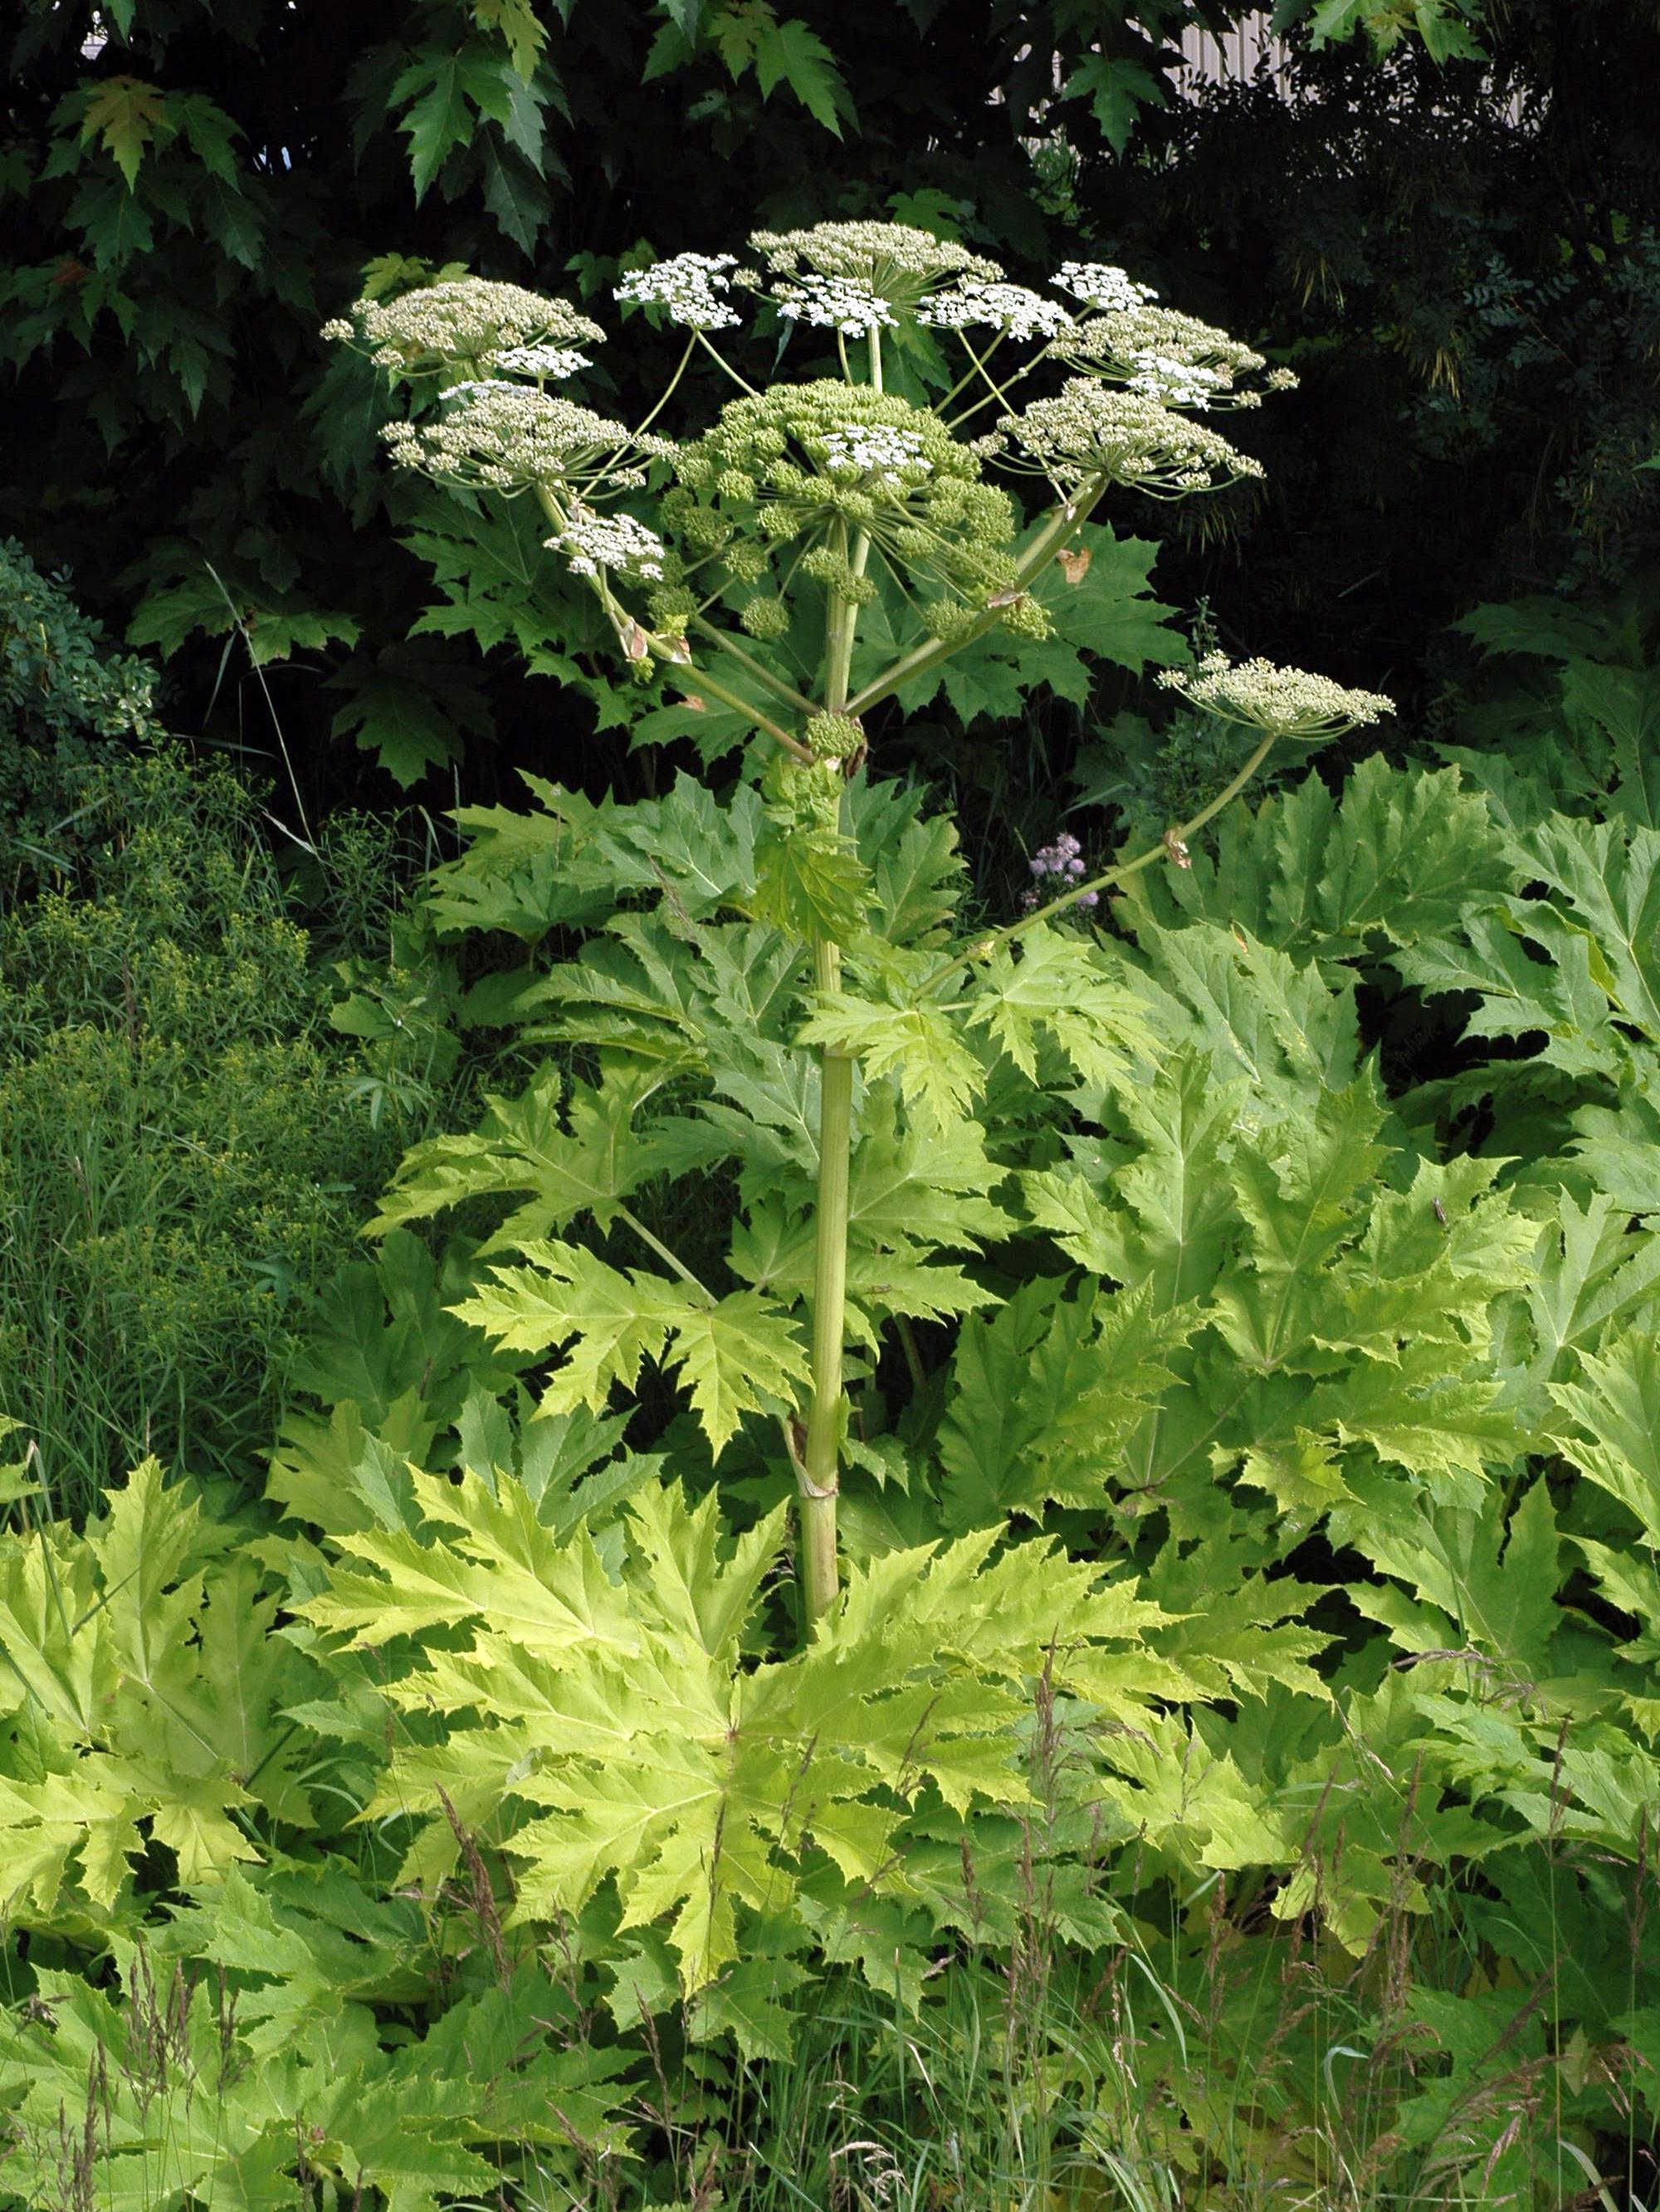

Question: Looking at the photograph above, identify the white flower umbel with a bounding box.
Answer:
[752,217,1000,334]
[1158,652,1394,741]
[1055,306,1293,411]
[488,344,595,380]
[752,221,1002,317]
[324,278,603,377]
[819,423,932,486]
[917,280,1075,341]
[547,505,667,582]
[1051,262,1160,314]
[1000,380,1264,496]
[614,251,743,331]
[384,384,668,494]
[771,273,898,339]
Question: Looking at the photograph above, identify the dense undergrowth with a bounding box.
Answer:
[0,544,467,1509]
[7,257,1660,2212]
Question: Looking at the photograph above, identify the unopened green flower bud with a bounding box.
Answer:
[740,594,791,639]
[998,594,1052,642]
[799,547,877,606]
[961,484,1015,538]
[680,506,730,554]
[764,752,845,832]
[806,710,865,760]
[715,469,757,504]
[923,599,983,645]
[647,584,698,627]
[724,540,769,584]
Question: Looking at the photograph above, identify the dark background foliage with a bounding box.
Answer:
[4,0,1659,827]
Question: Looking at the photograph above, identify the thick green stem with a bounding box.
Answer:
[800,930,852,1629]
[794,329,877,1622]
[821,330,881,710]
[824,543,864,715]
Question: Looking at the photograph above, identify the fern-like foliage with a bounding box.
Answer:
[369,771,1145,1459]
[0,1462,324,1919]
[0,1914,629,2212]
[295,1475,1183,2019]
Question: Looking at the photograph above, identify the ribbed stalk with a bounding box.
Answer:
[795,325,885,1632]
[799,930,851,1628]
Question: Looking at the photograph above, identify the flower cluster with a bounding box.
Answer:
[918,281,1075,341]
[1052,263,1160,314]
[999,381,1265,496]
[330,242,1323,728]
[666,380,1020,631]
[804,710,865,761]
[820,424,931,485]
[490,344,594,380]
[1021,831,1098,911]
[1125,354,1229,410]
[384,384,667,494]
[547,506,667,582]
[324,279,603,377]
[614,251,743,331]
[751,221,1001,298]
[771,273,897,339]
[1055,306,1295,412]
[1158,653,1394,743]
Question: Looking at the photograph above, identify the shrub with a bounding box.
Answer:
[0,555,442,1506]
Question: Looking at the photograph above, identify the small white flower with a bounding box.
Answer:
[385,384,662,492]
[917,280,1075,341]
[1000,379,1262,495]
[329,278,603,374]
[1125,352,1227,410]
[488,344,594,379]
[1053,306,1287,413]
[1052,262,1160,314]
[751,221,1002,295]
[547,505,667,582]
[819,423,931,486]
[615,251,743,330]
[771,272,898,338]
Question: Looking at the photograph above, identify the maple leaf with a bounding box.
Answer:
[77,76,172,190]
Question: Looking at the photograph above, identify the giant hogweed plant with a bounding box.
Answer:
[135,221,1444,2024]
[325,222,1388,1626]
[17,779,1660,2199]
